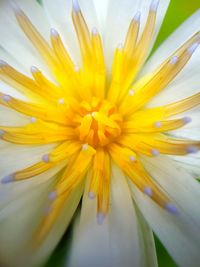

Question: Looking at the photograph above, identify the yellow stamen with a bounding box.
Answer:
[91,28,106,99]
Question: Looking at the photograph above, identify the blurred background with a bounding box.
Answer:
[38,0,200,266]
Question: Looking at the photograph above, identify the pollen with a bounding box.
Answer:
[0,0,200,246]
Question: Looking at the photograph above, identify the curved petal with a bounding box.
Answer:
[0,47,27,74]
[0,174,83,267]
[0,161,65,210]
[93,0,109,34]
[170,153,200,178]
[168,106,200,139]
[129,155,200,267]
[0,106,29,126]
[42,0,99,65]
[130,185,200,267]
[0,141,56,181]
[104,0,170,71]
[67,165,157,267]
[142,155,200,224]
[142,9,200,107]
[0,48,31,100]
[0,0,53,78]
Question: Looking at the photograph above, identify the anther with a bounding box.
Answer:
[30,66,39,73]
[91,112,96,118]
[182,116,192,124]
[133,11,141,22]
[48,191,57,201]
[30,117,37,123]
[92,27,98,35]
[2,95,11,103]
[42,154,50,163]
[117,43,123,51]
[165,203,178,215]
[129,89,134,96]
[154,121,162,128]
[144,186,152,197]
[187,146,198,154]
[187,43,199,54]
[150,0,159,12]
[0,129,5,137]
[97,212,105,225]
[151,149,160,156]
[170,55,178,65]
[50,28,58,37]
[88,191,95,199]
[10,1,22,14]
[82,143,88,151]
[0,60,7,67]
[129,155,136,162]
[72,0,80,13]
[58,98,65,105]
[74,65,80,72]
[1,174,14,184]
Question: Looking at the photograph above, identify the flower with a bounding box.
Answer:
[0,0,200,266]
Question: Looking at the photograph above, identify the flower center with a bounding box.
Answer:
[73,97,122,147]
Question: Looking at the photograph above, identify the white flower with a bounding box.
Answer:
[0,0,200,267]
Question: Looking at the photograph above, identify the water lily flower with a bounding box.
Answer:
[0,0,200,266]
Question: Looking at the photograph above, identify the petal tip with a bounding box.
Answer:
[97,212,105,225]
[133,11,141,22]
[144,186,153,197]
[72,0,80,13]
[42,154,50,163]
[165,203,179,215]
[150,0,160,12]
[1,174,14,184]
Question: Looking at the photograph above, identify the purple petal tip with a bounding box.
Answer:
[1,175,14,184]
[97,213,105,225]
[49,191,57,201]
[165,203,178,215]
[88,191,95,199]
[144,186,152,197]
[187,146,198,154]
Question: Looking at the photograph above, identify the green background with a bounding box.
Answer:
[36,0,200,266]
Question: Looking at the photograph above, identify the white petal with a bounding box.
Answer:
[93,0,109,34]
[0,106,29,126]
[0,80,28,100]
[104,0,170,71]
[168,106,200,140]
[130,184,200,267]
[0,48,33,101]
[0,176,53,267]
[0,161,65,210]
[0,140,64,211]
[0,141,56,180]
[142,10,200,107]
[170,152,200,177]
[0,47,27,73]
[141,155,200,224]
[32,183,83,267]
[129,155,200,266]
[68,164,157,267]
[43,0,99,65]
[0,48,30,99]
[0,0,54,79]
[0,173,83,267]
